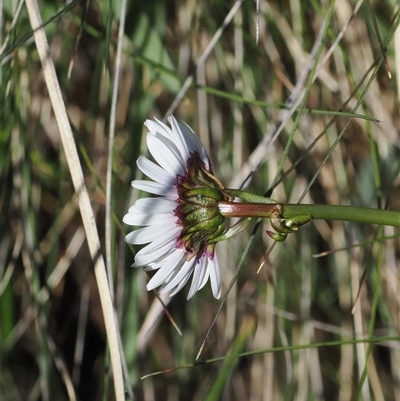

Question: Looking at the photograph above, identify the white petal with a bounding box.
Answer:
[145,119,172,138]
[187,263,202,299]
[168,271,193,297]
[161,258,196,294]
[172,117,200,157]
[135,225,180,250]
[151,117,190,162]
[146,250,184,291]
[134,197,176,214]
[137,156,175,184]
[135,244,174,266]
[208,255,222,299]
[125,224,178,245]
[134,230,180,265]
[167,116,191,161]
[187,261,209,299]
[147,135,185,177]
[132,180,176,197]
[142,249,181,270]
[125,226,151,244]
[179,120,210,167]
[197,260,211,291]
[123,210,175,226]
[154,117,179,141]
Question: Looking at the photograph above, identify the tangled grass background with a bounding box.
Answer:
[1,0,400,400]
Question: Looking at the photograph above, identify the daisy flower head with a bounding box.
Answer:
[123,116,233,299]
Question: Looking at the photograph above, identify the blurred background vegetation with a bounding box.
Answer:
[1,0,399,400]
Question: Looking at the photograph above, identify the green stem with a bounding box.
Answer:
[219,201,400,227]
[282,204,400,227]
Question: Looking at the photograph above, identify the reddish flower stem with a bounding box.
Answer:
[219,201,279,218]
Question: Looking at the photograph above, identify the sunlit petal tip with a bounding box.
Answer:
[145,118,169,136]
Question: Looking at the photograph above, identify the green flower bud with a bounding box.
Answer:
[174,151,233,260]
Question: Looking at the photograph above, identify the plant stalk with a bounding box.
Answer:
[219,202,400,227]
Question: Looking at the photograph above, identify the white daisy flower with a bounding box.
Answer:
[123,116,234,299]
